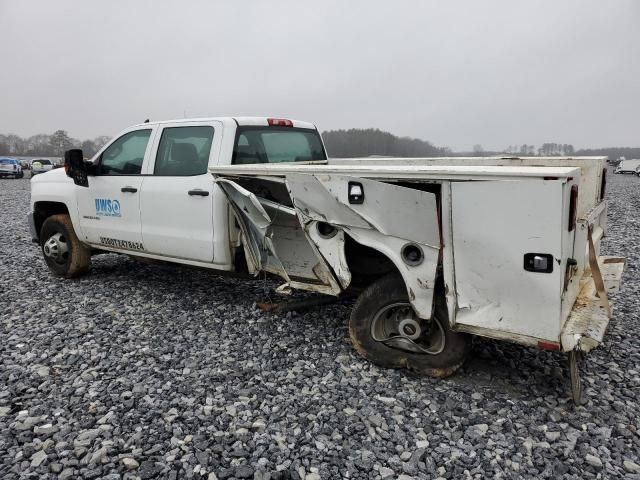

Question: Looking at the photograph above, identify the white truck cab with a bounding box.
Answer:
[29,117,326,274]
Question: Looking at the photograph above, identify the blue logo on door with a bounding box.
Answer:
[95,198,121,217]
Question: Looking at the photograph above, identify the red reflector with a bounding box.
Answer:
[600,168,607,200]
[568,185,578,231]
[537,341,561,351]
[267,118,293,127]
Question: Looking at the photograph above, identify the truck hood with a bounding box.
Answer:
[30,167,70,183]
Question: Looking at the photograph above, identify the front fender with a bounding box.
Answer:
[31,174,81,237]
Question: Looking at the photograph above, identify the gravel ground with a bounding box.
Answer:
[0,170,639,480]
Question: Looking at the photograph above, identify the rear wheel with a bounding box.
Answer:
[40,214,91,278]
[349,273,470,377]
[569,350,585,405]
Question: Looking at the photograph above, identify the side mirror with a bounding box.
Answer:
[64,149,89,187]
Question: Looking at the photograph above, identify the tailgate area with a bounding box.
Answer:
[561,256,626,352]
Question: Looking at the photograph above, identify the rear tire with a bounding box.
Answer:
[349,273,470,377]
[40,214,91,278]
[569,350,585,405]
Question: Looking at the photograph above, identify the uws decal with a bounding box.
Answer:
[95,198,121,217]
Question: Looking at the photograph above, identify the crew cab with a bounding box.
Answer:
[29,117,625,403]
[29,117,326,275]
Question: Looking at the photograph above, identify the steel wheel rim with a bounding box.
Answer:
[370,302,445,355]
[43,232,69,265]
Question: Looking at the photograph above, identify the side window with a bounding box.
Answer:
[99,129,151,175]
[154,126,214,176]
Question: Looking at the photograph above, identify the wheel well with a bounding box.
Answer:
[34,202,69,239]
[343,235,399,290]
[343,234,446,298]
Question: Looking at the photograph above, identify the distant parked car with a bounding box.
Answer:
[0,157,24,178]
[30,159,54,176]
[614,159,640,175]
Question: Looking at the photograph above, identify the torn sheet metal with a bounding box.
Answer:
[216,179,288,278]
[216,174,442,319]
[305,227,351,289]
[561,256,626,352]
[285,174,441,319]
[286,174,440,247]
[216,178,342,293]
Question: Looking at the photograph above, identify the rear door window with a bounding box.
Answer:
[154,126,214,176]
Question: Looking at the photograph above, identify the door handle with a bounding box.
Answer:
[121,186,138,193]
[188,189,210,197]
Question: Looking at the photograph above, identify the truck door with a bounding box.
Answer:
[139,122,221,263]
[76,128,153,251]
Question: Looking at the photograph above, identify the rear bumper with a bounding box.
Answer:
[28,211,39,243]
[561,256,626,352]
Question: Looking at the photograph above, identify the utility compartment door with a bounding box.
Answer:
[451,179,565,341]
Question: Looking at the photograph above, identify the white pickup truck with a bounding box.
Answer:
[29,117,625,403]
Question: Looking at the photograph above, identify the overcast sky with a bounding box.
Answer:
[1,0,638,151]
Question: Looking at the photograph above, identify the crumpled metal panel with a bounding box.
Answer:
[216,179,342,294]
[561,256,625,352]
[216,174,442,319]
[216,179,288,278]
[285,174,441,319]
[287,174,440,248]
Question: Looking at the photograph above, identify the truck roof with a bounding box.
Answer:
[132,117,317,130]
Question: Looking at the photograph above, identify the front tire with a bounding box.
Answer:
[349,273,470,378]
[40,214,91,278]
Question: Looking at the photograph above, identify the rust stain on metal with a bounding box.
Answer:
[417,278,434,289]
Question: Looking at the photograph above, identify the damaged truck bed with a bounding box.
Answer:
[209,158,625,403]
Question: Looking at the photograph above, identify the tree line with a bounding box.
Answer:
[2,128,638,161]
[323,129,639,160]
[322,128,451,158]
[0,130,110,158]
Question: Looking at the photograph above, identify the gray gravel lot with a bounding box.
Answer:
[1,170,639,479]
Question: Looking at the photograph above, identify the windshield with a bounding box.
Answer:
[233,127,326,164]
[0,159,15,165]
[33,159,52,165]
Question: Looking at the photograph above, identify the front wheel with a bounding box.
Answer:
[40,214,91,278]
[349,273,470,378]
